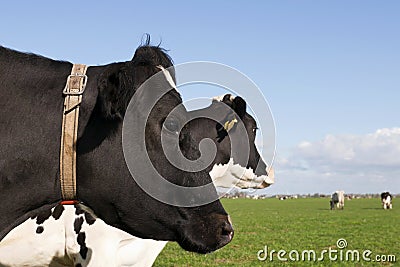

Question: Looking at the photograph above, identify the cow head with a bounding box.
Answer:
[186,94,274,189]
[77,41,233,253]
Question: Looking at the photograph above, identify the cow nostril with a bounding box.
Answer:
[221,221,234,241]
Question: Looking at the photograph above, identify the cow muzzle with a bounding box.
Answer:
[178,213,234,254]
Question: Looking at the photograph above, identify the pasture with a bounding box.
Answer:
[154,197,399,266]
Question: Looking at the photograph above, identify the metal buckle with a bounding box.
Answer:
[62,74,88,95]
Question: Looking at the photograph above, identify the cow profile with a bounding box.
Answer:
[381,192,393,209]
[0,39,234,258]
[330,191,345,210]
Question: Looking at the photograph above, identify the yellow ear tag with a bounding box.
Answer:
[223,118,238,132]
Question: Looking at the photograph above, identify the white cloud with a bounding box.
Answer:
[287,128,400,171]
[273,128,400,194]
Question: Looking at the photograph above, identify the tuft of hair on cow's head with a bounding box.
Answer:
[97,37,174,120]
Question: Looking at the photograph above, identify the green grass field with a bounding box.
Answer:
[154,198,399,267]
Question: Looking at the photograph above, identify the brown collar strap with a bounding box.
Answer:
[60,64,88,201]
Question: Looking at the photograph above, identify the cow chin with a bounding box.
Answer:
[176,213,234,254]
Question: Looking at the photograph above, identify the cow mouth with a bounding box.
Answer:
[177,214,234,254]
[217,224,235,249]
[178,230,234,254]
[210,159,275,189]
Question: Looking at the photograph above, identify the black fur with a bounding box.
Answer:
[36,209,52,225]
[36,226,44,234]
[77,232,88,259]
[74,204,85,215]
[52,204,65,220]
[74,217,84,234]
[84,211,96,225]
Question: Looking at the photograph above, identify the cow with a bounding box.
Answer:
[330,191,345,210]
[0,93,275,266]
[188,94,274,189]
[117,93,275,265]
[381,192,392,209]
[0,40,235,263]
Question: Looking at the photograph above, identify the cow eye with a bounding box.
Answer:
[163,118,180,134]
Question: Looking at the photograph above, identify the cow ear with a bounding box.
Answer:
[98,64,134,120]
[232,96,246,119]
[98,70,122,120]
[221,94,233,105]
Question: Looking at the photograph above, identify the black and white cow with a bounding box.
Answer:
[0,41,234,261]
[0,93,274,266]
[330,191,344,210]
[381,192,393,209]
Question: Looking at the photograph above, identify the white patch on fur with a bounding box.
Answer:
[212,95,225,102]
[210,158,274,189]
[0,205,167,267]
[332,191,345,209]
[156,65,177,90]
[81,211,165,267]
[0,206,71,266]
[117,239,167,267]
[211,95,236,102]
[382,195,392,209]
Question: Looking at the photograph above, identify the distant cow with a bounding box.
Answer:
[330,191,344,210]
[381,192,393,209]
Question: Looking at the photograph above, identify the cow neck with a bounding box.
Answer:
[59,64,88,202]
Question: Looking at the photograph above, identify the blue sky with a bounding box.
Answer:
[1,1,399,194]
